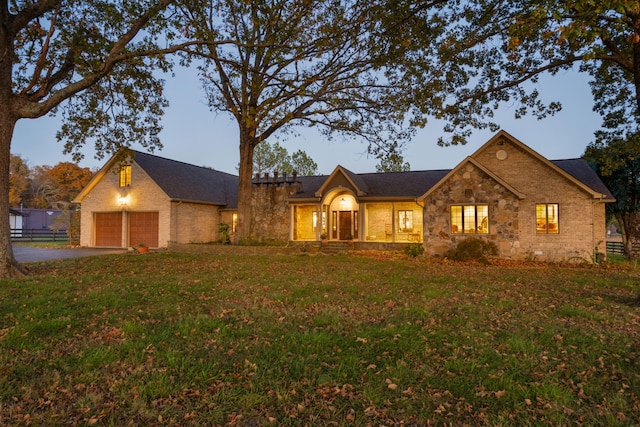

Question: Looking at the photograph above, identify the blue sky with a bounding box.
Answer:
[11,66,601,175]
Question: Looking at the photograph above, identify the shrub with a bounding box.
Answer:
[445,237,497,262]
[218,223,231,244]
[404,243,425,258]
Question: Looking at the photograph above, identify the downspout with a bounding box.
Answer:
[592,195,605,262]
[415,199,425,244]
[173,201,182,245]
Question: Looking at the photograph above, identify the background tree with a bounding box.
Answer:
[375,141,410,172]
[289,150,318,177]
[9,154,30,207]
[0,0,179,277]
[176,0,429,241]
[245,142,318,177]
[45,162,93,206]
[9,157,95,209]
[584,134,640,258]
[251,142,290,177]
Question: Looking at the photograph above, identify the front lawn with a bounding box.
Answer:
[1,252,638,425]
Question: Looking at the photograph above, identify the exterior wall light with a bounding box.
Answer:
[118,194,130,207]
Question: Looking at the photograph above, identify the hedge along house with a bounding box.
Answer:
[75,131,614,261]
[73,151,238,248]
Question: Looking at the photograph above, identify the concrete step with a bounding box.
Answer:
[319,241,353,254]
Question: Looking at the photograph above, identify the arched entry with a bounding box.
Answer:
[327,193,358,240]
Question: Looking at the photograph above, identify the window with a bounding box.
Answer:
[232,213,238,233]
[398,210,413,232]
[536,204,559,234]
[119,165,131,187]
[451,205,488,234]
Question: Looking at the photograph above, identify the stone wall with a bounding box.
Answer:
[250,181,302,243]
[422,162,521,258]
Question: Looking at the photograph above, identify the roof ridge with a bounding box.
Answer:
[133,150,237,178]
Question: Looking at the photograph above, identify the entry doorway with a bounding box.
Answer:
[339,211,351,239]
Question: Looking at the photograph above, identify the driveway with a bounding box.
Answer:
[13,246,128,263]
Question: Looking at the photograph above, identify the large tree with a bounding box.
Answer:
[584,133,640,257]
[0,0,183,277]
[397,0,640,145]
[174,0,444,241]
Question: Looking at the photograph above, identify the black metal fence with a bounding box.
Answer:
[606,241,640,256]
[11,228,69,243]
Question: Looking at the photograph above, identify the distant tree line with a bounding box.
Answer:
[9,154,94,210]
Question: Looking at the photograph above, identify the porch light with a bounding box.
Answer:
[118,194,130,206]
[339,197,347,207]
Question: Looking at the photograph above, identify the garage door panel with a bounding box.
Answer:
[95,212,123,247]
[128,212,159,248]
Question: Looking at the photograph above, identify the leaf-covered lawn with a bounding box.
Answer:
[1,252,639,426]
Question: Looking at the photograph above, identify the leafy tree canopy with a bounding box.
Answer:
[9,155,93,209]
[247,142,318,177]
[584,133,640,257]
[1,0,183,276]
[386,0,640,146]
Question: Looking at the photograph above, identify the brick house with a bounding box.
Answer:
[74,131,614,261]
[74,151,238,248]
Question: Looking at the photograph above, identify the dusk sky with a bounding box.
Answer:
[11,65,601,176]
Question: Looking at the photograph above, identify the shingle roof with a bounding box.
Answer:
[290,169,450,200]
[290,159,612,201]
[134,151,239,208]
[130,152,611,207]
[551,159,614,199]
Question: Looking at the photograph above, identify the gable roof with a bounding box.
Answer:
[313,165,369,197]
[289,132,613,203]
[290,169,449,201]
[418,157,527,201]
[133,151,238,207]
[74,150,238,208]
[551,159,614,199]
[477,130,613,200]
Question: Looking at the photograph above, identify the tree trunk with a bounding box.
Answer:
[235,131,256,242]
[0,113,29,277]
[617,211,637,259]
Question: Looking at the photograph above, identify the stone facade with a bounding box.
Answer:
[422,161,521,258]
[250,181,301,243]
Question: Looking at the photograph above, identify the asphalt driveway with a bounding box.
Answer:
[13,246,128,263]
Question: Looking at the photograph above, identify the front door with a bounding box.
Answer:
[339,211,351,239]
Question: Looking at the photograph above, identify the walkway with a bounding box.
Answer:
[13,246,127,263]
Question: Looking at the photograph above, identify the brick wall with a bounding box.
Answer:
[474,137,607,261]
[171,202,220,244]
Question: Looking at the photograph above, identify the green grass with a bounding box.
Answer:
[1,252,639,426]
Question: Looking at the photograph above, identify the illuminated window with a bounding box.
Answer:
[119,165,131,187]
[451,205,488,234]
[536,204,559,234]
[398,210,413,232]
[232,213,238,233]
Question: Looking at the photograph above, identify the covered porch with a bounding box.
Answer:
[290,191,423,243]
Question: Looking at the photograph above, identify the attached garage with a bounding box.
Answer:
[74,150,238,248]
